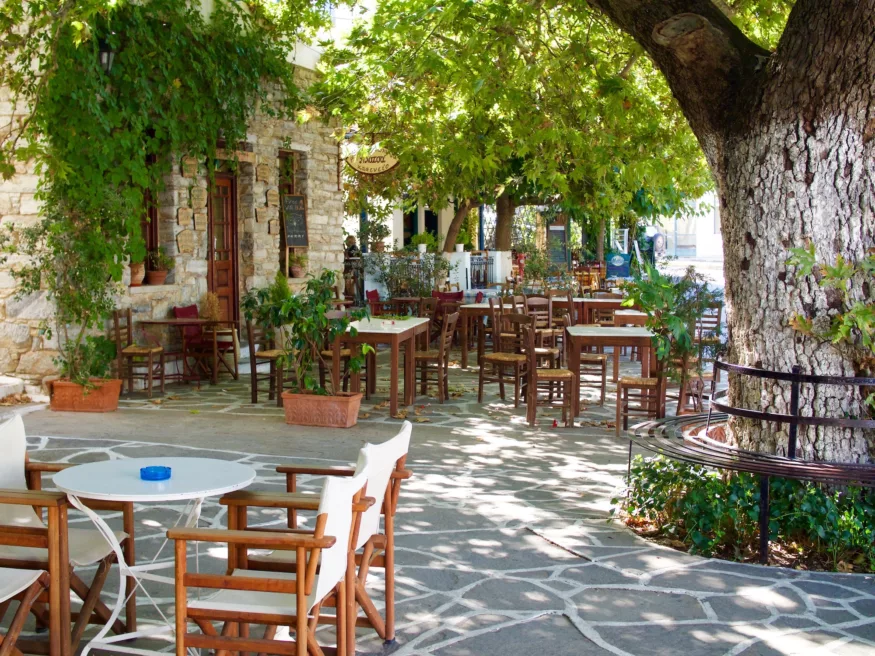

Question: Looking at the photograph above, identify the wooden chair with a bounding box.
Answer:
[113,308,165,397]
[245,320,287,407]
[523,326,573,427]
[172,304,237,382]
[170,470,373,656]
[366,289,389,316]
[563,315,607,405]
[0,568,51,656]
[697,302,724,381]
[0,415,136,654]
[525,294,562,351]
[225,422,413,649]
[478,309,531,407]
[415,312,458,403]
[616,359,667,435]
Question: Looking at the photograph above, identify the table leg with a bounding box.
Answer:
[570,339,581,417]
[211,331,219,385]
[643,346,652,378]
[613,347,620,383]
[405,334,415,405]
[350,343,362,394]
[389,336,399,416]
[332,338,341,394]
[460,311,469,369]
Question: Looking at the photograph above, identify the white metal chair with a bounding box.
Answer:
[0,414,136,650]
[170,467,373,656]
[223,421,413,648]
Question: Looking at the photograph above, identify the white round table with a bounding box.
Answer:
[54,457,256,656]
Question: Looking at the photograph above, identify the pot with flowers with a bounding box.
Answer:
[146,247,174,285]
[242,269,372,427]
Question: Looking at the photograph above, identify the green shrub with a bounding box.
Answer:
[614,455,875,571]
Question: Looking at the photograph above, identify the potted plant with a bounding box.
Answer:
[146,247,173,285]
[5,186,127,412]
[242,269,372,428]
[129,253,146,287]
[410,232,441,254]
[359,219,391,252]
[289,251,308,278]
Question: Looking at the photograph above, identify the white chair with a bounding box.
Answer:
[0,414,136,649]
[0,567,50,655]
[222,421,413,648]
[169,466,373,656]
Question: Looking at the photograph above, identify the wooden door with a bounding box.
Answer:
[208,175,238,322]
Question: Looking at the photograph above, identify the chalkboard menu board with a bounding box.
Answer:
[282,194,308,247]
[606,252,632,278]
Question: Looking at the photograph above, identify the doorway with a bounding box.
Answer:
[208,175,239,322]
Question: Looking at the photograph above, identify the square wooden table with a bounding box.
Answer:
[552,296,588,324]
[331,317,430,416]
[458,302,493,369]
[565,325,655,416]
[614,309,648,326]
[580,298,634,324]
[139,318,237,385]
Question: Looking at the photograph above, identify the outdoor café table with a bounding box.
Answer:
[458,302,493,369]
[332,317,431,416]
[566,325,655,416]
[390,296,421,316]
[580,297,633,324]
[614,309,648,327]
[53,457,255,656]
[139,318,237,385]
[551,296,588,325]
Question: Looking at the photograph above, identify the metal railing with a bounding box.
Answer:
[469,255,494,289]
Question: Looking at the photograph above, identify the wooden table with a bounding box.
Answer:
[580,297,633,323]
[331,317,430,416]
[389,297,422,316]
[139,318,237,385]
[552,296,588,324]
[566,325,655,416]
[614,309,648,326]
[458,302,493,369]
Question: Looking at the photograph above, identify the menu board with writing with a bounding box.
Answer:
[282,194,308,247]
[548,225,568,265]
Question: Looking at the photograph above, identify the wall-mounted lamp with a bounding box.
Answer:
[98,38,115,74]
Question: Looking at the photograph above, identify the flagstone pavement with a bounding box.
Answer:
[16,351,875,655]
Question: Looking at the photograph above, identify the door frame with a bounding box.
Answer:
[207,173,239,323]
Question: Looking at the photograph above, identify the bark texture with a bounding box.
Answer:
[494,191,515,251]
[443,199,476,252]
[597,217,606,263]
[589,0,875,462]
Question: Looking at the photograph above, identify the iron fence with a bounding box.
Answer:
[469,255,494,289]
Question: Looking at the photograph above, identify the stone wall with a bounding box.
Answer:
[0,66,344,384]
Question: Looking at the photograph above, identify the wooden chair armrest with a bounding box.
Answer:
[275,466,355,477]
[220,491,375,513]
[0,488,67,507]
[24,462,73,473]
[166,528,336,549]
[393,469,413,480]
[81,499,133,512]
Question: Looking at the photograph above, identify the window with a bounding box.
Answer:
[141,190,159,267]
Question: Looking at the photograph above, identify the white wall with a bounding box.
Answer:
[694,191,723,260]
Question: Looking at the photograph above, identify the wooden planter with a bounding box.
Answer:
[281,391,363,428]
[50,379,122,413]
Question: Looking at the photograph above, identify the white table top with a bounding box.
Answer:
[350,317,430,334]
[53,457,256,502]
[615,309,647,316]
[582,297,628,304]
[566,326,654,338]
[461,302,493,310]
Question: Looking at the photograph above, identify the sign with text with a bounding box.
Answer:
[606,252,632,278]
[346,148,399,175]
[282,194,308,247]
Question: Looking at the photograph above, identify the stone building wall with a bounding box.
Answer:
[0,66,344,385]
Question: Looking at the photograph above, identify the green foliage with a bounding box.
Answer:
[288,252,308,268]
[622,264,723,377]
[616,455,875,571]
[242,270,372,395]
[364,252,453,298]
[357,217,392,247]
[786,243,875,408]
[409,232,441,253]
[317,0,712,224]
[4,186,130,384]
[56,335,117,384]
[147,247,174,272]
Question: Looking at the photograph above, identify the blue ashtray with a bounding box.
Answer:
[140,466,171,481]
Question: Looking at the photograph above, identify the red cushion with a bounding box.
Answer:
[366,289,380,302]
[173,305,202,341]
[475,292,484,303]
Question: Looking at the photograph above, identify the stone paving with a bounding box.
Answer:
[18,349,875,655]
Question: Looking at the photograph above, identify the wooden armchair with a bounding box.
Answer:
[0,567,51,656]
[180,470,374,656]
[221,422,412,650]
[0,415,136,652]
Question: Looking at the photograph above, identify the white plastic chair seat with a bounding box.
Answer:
[188,567,300,616]
[0,527,127,567]
[0,567,43,602]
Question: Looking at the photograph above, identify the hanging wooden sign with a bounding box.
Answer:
[282,194,308,247]
[256,163,271,182]
[266,189,280,207]
[181,156,198,178]
[190,187,207,209]
[346,148,399,175]
[177,230,195,255]
[177,208,193,227]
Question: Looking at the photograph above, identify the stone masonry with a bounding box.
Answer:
[0,66,344,384]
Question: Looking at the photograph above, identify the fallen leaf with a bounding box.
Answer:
[392,410,408,420]
[189,409,200,415]
[414,417,430,423]
[150,399,163,405]
[359,412,370,419]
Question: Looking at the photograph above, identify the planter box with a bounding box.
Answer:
[50,379,122,413]
[281,391,362,428]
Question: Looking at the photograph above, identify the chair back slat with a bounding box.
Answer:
[501,313,534,353]
[354,422,412,548]
[524,295,552,329]
[697,302,723,339]
[439,312,459,361]
[0,416,42,528]
[522,325,538,371]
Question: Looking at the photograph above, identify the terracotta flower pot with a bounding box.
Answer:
[372,241,386,252]
[130,262,146,287]
[281,391,363,428]
[50,379,122,413]
[290,265,305,278]
[146,270,168,285]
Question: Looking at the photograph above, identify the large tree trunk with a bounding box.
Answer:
[590,0,875,462]
[596,217,606,263]
[442,199,476,252]
[494,191,515,250]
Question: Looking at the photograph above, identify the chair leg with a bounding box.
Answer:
[70,559,112,649]
[276,363,284,408]
[615,383,623,437]
[2,576,47,656]
[478,368,485,403]
[420,361,427,396]
[159,353,165,394]
[147,352,154,398]
[600,363,606,405]
[438,363,445,404]
[513,368,520,408]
